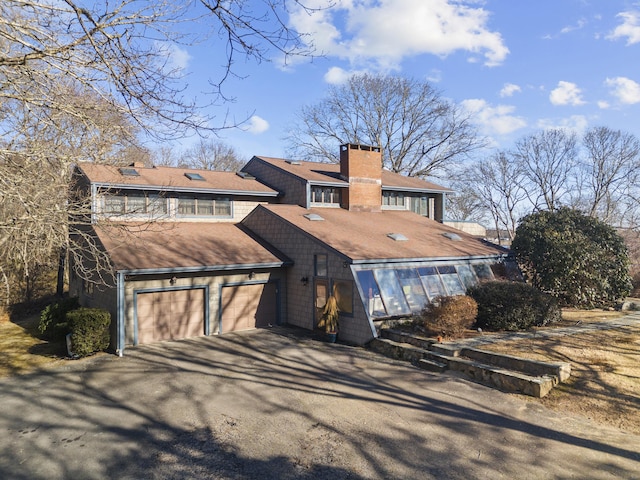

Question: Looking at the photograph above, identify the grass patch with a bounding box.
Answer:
[481,321,640,435]
[0,311,67,377]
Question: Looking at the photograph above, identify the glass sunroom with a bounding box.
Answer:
[353,260,519,319]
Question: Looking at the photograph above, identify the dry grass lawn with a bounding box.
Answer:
[480,310,640,435]
[0,311,67,377]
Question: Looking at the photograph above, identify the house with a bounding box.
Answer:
[70,144,513,355]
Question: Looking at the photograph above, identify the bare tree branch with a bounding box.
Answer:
[286,73,486,178]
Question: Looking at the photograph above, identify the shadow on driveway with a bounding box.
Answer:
[0,327,638,479]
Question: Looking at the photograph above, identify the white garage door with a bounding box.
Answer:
[136,288,205,344]
[221,283,277,333]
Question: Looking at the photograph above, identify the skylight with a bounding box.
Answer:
[236,171,255,180]
[443,232,462,241]
[304,213,324,221]
[387,233,408,241]
[286,160,301,165]
[185,172,205,181]
[119,167,140,177]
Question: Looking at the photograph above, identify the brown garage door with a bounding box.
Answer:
[137,288,205,344]
[221,283,277,333]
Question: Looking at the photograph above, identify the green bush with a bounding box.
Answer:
[66,308,111,357]
[467,281,561,331]
[419,295,478,338]
[38,297,79,340]
[512,208,632,308]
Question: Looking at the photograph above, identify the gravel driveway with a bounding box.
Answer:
[1,327,638,479]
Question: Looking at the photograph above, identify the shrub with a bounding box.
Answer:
[38,297,79,340]
[512,208,632,308]
[468,281,561,332]
[419,295,478,338]
[66,308,111,357]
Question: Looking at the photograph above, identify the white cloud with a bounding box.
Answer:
[499,83,521,97]
[426,69,442,84]
[461,99,527,136]
[290,0,509,69]
[607,11,640,45]
[560,18,587,35]
[324,67,351,85]
[156,42,191,71]
[245,115,270,134]
[605,76,640,104]
[323,66,370,84]
[597,100,610,109]
[549,81,586,106]
[536,115,589,135]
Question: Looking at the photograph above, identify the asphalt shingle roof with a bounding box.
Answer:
[77,163,278,196]
[94,222,289,272]
[251,204,505,263]
[252,156,452,193]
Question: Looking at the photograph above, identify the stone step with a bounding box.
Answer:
[417,358,447,373]
[368,338,431,365]
[444,356,558,398]
[380,328,436,351]
[460,347,571,382]
[369,334,569,398]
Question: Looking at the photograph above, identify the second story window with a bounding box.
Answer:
[311,186,340,206]
[382,191,406,208]
[101,192,167,216]
[177,196,232,217]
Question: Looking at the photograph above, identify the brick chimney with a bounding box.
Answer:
[340,144,382,212]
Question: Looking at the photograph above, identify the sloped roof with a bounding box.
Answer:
[247,204,505,263]
[76,163,278,196]
[94,222,289,273]
[251,156,451,193]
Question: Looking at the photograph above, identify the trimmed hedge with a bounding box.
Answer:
[467,281,561,331]
[38,297,79,340]
[419,295,478,338]
[66,308,111,357]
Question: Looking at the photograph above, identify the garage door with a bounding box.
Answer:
[136,288,205,344]
[221,283,277,333]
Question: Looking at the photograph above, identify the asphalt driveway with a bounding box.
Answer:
[0,327,638,479]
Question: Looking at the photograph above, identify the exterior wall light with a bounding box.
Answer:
[300,276,309,286]
[169,276,177,285]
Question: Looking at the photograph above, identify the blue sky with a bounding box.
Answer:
[168,0,640,162]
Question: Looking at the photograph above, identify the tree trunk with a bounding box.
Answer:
[56,245,67,297]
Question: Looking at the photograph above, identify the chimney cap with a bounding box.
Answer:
[341,143,381,153]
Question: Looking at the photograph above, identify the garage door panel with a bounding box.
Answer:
[136,288,205,344]
[221,283,277,333]
[255,283,276,328]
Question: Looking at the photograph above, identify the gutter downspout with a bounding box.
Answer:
[117,271,125,357]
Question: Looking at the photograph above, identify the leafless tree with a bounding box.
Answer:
[179,139,245,171]
[445,177,488,225]
[578,126,640,224]
[513,129,578,211]
[287,73,486,178]
[462,151,528,245]
[1,0,316,138]
[0,0,319,304]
